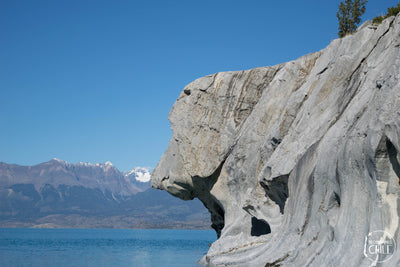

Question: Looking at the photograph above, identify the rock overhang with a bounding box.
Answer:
[152,14,400,266]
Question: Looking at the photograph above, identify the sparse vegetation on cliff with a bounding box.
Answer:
[372,2,400,24]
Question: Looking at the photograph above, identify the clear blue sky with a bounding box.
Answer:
[0,0,397,171]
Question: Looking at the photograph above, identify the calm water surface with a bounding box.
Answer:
[0,228,216,267]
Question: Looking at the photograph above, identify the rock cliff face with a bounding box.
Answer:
[152,15,400,266]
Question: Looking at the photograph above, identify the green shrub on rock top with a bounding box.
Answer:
[372,15,384,25]
[372,3,400,25]
[387,3,400,17]
[337,0,368,38]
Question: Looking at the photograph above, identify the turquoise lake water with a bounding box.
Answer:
[0,228,216,267]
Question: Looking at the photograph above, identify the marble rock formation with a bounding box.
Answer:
[152,15,400,266]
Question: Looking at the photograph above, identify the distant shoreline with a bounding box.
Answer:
[0,220,212,230]
[0,225,212,230]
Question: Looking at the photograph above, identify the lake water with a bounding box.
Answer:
[0,228,216,267]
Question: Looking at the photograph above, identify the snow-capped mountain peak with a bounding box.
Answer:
[52,158,65,163]
[124,167,152,183]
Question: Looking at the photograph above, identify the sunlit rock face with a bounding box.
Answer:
[152,14,400,266]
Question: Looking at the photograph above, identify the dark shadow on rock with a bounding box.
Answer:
[261,174,289,214]
[191,161,226,238]
[251,217,271,236]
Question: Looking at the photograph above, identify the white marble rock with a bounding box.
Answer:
[152,14,400,266]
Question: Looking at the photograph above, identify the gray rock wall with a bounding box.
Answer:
[152,14,400,266]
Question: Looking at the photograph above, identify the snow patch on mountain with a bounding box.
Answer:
[124,167,152,182]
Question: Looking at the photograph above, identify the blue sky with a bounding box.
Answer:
[0,0,398,171]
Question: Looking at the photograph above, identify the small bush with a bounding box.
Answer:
[387,4,400,17]
[372,3,400,25]
[372,15,384,24]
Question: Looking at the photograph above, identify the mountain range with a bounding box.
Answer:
[0,159,210,229]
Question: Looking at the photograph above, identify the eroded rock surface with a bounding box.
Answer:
[152,15,400,266]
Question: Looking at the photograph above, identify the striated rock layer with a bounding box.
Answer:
[152,15,400,266]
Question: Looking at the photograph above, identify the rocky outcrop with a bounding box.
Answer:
[152,15,400,266]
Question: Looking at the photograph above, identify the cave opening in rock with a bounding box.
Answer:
[334,192,341,206]
[386,139,400,182]
[251,217,271,236]
[261,174,289,214]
